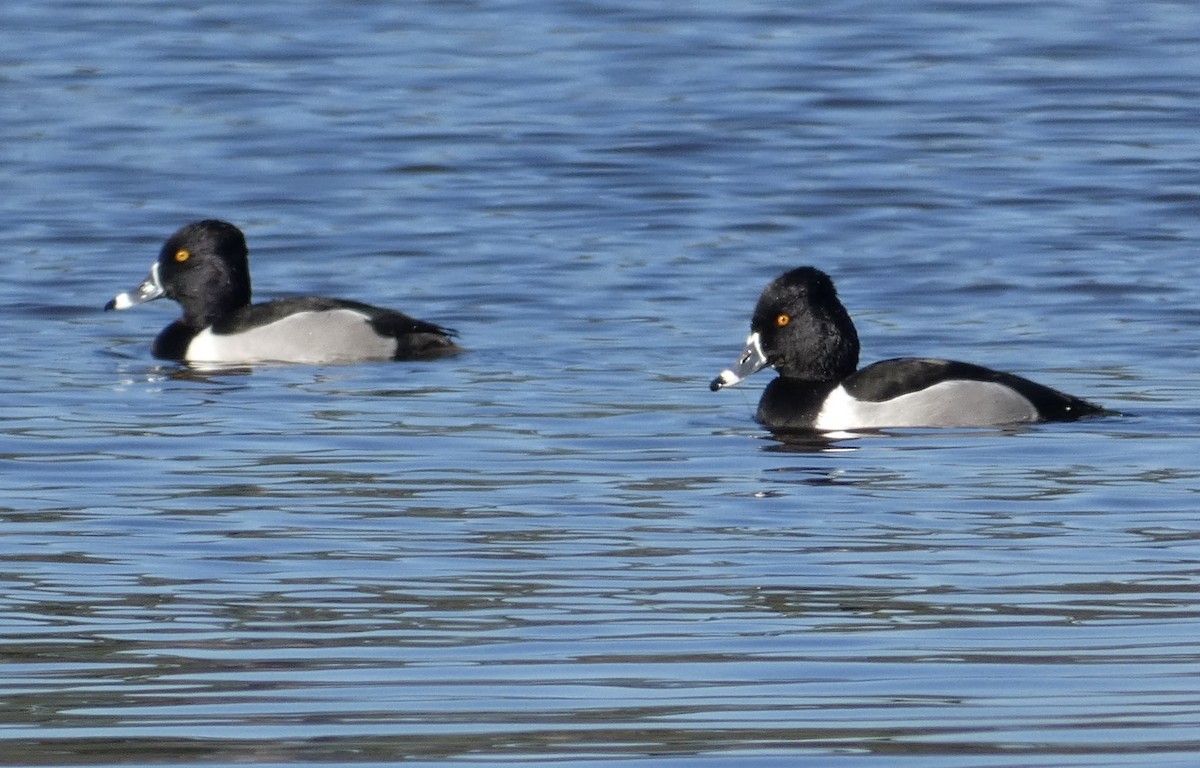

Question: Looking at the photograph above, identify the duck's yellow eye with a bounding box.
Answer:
[776,313,790,327]
[174,249,191,263]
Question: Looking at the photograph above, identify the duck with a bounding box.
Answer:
[710,267,1104,431]
[106,220,461,364]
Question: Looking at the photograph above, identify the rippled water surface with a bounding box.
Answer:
[4,1,1200,765]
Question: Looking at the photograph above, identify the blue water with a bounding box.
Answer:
[4,1,1200,766]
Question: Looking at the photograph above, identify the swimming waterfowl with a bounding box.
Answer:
[710,267,1104,431]
[106,220,461,364]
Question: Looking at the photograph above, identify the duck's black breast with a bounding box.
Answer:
[151,320,200,361]
[755,378,839,430]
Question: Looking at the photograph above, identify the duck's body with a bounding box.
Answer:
[148,296,457,364]
[711,267,1104,432]
[106,220,460,365]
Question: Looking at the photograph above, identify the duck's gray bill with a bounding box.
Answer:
[105,262,164,311]
[710,332,769,391]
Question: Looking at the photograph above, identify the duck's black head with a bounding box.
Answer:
[107,219,253,328]
[157,220,252,326]
[711,267,860,390]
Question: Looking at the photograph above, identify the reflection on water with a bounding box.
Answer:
[4,0,1200,765]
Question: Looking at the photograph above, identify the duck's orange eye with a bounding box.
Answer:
[174,249,191,263]
[776,313,790,327]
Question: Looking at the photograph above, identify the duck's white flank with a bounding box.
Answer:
[185,308,396,364]
[813,379,1040,431]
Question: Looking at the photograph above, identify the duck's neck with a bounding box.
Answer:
[178,277,251,329]
[776,330,860,383]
